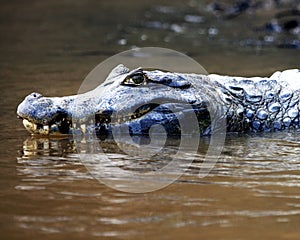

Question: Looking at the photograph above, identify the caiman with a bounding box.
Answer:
[17,65,300,136]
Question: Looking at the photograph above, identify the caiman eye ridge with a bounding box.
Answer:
[122,71,147,86]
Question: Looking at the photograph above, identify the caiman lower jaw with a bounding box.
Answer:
[22,119,51,135]
[21,118,71,135]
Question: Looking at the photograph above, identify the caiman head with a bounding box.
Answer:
[17,64,215,136]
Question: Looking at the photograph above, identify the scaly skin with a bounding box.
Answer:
[17,65,300,136]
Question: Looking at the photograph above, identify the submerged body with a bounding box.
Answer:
[17,65,300,136]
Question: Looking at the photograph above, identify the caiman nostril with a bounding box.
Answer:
[28,92,42,99]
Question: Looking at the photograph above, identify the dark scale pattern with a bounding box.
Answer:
[216,76,300,133]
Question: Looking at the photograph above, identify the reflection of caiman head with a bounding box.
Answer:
[17,64,213,136]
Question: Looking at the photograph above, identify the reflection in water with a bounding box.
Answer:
[14,133,300,238]
[21,137,76,158]
[17,137,90,191]
[18,132,300,187]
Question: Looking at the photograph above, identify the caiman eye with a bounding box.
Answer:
[122,73,146,86]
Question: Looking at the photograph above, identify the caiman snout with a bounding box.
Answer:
[17,92,72,135]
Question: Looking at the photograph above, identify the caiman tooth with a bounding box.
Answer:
[43,125,49,134]
[81,124,86,134]
[23,119,34,132]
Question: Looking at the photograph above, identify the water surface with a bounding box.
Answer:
[1,0,300,239]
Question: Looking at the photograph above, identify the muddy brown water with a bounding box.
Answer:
[1,1,300,239]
